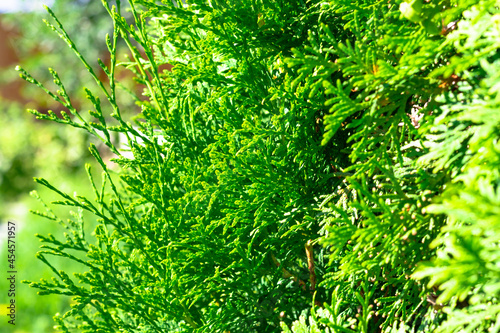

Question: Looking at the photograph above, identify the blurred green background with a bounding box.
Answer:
[0,1,122,331]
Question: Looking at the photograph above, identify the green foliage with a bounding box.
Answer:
[0,102,91,214]
[0,4,111,330]
[412,2,500,332]
[0,0,122,212]
[20,0,500,332]
[2,0,112,103]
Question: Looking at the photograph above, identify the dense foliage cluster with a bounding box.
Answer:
[19,0,500,332]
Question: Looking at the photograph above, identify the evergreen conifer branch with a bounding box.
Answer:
[19,0,500,331]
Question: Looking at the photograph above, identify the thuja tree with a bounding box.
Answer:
[18,0,500,332]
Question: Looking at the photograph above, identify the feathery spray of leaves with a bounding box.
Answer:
[19,0,500,332]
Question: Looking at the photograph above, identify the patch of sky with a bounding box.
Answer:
[0,0,55,13]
